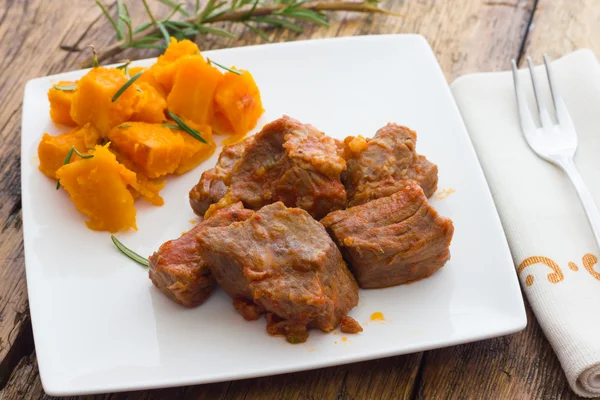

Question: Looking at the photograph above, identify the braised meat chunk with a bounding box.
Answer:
[343,124,438,206]
[321,184,454,289]
[148,202,254,307]
[227,116,347,219]
[189,139,251,216]
[197,202,359,343]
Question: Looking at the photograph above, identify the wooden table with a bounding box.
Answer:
[1,1,599,398]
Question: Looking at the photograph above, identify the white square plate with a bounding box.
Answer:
[21,34,526,396]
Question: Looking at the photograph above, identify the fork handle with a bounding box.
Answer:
[558,157,600,252]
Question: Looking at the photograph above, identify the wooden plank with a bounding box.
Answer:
[522,0,600,60]
[414,299,578,399]
[0,0,538,398]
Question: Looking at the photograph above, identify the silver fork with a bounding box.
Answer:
[511,55,600,251]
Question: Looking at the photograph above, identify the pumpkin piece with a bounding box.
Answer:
[108,122,184,178]
[132,175,166,206]
[56,144,137,232]
[132,67,166,97]
[152,38,202,92]
[167,56,223,126]
[213,70,263,137]
[48,81,78,126]
[70,67,139,136]
[130,82,167,124]
[165,121,216,174]
[112,147,166,206]
[37,124,100,179]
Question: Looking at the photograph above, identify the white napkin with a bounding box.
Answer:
[451,50,600,398]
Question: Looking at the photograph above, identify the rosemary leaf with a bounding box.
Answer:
[118,124,132,129]
[56,146,93,190]
[142,0,158,24]
[282,9,329,26]
[89,45,99,68]
[119,15,133,46]
[162,123,182,130]
[198,0,217,22]
[208,58,242,75]
[243,22,271,42]
[157,0,190,17]
[112,71,143,102]
[116,0,125,40]
[111,235,149,267]
[53,84,77,91]
[131,35,163,46]
[95,0,121,39]
[162,3,184,21]
[115,60,131,77]
[134,21,153,35]
[252,16,303,33]
[157,22,171,44]
[195,24,236,38]
[242,0,260,21]
[132,43,167,50]
[167,110,209,144]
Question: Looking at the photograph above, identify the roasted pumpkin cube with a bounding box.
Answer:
[111,147,167,206]
[130,82,167,124]
[167,56,223,126]
[213,70,263,136]
[132,67,167,97]
[70,67,139,135]
[48,81,78,126]
[165,121,216,174]
[152,38,202,92]
[108,122,184,178]
[37,124,100,179]
[131,175,166,206]
[56,144,137,232]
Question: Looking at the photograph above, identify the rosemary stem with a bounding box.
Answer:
[80,1,401,67]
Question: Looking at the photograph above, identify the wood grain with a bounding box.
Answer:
[522,0,600,61]
[0,0,595,399]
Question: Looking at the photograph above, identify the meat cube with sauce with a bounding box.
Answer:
[321,184,454,289]
[189,139,251,216]
[343,124,438,206]
[194,116,347,220]
[148,202,254,307]
[197,202,360,343]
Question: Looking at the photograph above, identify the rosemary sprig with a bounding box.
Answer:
[162,123,182,130]
[112,71,143,102]
[208,58,242,75]
[167,110,208,144]
[56,146,94,190]
[82,1,400,67]
[111,235,149,267]
[53,84,77,91]
[90,45,99,68]
[115,60,131,77]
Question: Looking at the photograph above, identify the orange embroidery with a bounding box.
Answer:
[517,256,564,286]
[568,262,579,271]
[583,253,600,280]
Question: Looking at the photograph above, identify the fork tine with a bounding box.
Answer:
[527,56,554,132]
[511,60,538,136]
[543,54,559,115]
[542,53,576,133]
